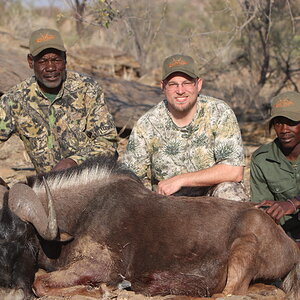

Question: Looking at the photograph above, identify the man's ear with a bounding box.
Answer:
[196,78,203,93]
[27,54,34,69]
[160,80,167,97]
[160,80,164,90]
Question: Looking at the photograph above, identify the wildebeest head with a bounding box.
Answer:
[0,188,38,298]
[0,180,59,299]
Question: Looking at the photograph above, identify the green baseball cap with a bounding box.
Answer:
[270,91,300,122]
[29,28,66,57]
[162,54,198,80]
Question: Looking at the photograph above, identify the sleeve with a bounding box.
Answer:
[68,81,118,163]
[250,158,275,203]
[122,123,152,189]
[213,103,245,166]
[0,93,16,145]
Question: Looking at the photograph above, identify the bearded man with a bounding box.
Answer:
[123,54,247,200]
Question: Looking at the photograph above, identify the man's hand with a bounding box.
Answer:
[256,200,297,223]
[157,175,185,196]
[52,158,77,172]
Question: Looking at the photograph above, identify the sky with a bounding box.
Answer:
[23,0,68,9]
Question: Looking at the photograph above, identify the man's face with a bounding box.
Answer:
[161,72,202,115]
[27,48,66,93]
[273,116,300,149]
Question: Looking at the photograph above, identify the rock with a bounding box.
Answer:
[97,76,163,130]
[0,47,31,95]
[68,46,141,80]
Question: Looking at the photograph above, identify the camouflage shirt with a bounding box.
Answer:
[123,94,245,190]
[0,71,118,173]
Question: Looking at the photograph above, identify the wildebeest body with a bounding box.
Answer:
[36,177,233,295]
[0,156,300,299]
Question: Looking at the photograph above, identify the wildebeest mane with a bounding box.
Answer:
[27,155,140,191]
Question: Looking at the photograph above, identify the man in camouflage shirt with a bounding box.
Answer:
[123,54,247,200]
[0,28,117,174]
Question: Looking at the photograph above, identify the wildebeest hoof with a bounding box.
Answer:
[118,279,132,290]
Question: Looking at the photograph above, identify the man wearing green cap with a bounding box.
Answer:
[0,28,118,174]
[250,91,300,242]
[123,54,247,200]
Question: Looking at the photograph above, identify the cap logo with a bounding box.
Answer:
[274,98,294,108]
[36,33,55,43]
[168,58,188,68]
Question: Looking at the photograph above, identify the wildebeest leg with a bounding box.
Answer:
[222,233,258,295]
[33,257,114,297]
[34,281,106,298]
[34,236,116,297]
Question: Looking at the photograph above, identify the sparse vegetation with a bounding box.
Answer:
[1,0,300,119]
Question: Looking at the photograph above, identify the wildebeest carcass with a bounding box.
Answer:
[0,156,299,299]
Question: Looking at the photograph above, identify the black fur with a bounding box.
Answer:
[0,192,39,299]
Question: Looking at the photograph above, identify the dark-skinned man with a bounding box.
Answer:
[0,28,118,174]
[250,91,300,244]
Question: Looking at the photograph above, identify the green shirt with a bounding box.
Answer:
[123,94,245,190]
[250,139,300,236]
[0,71,118,173]
[250,139,300,202]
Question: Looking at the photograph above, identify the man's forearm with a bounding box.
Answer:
[179,164,244,187]
[157,164,244,196]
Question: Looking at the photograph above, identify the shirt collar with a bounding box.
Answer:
[266,139,295,173]
[33,77,65,102]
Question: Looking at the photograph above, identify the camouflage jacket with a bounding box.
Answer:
[0,71,118,173]
[123,94,245,190]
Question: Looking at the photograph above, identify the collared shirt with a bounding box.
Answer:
[250,139,300,230]
[250,139,300,202]
[0,71,117,173]
[123,94,245,190]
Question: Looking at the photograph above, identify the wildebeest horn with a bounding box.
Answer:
[8,182,58,240]
[42,177,58,239]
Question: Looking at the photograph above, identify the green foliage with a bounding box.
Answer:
[87,0,120,29]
